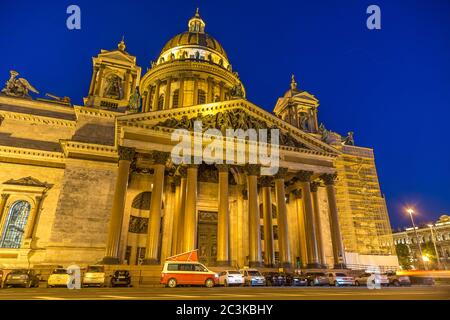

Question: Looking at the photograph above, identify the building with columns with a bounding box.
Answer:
[0,10,397,270]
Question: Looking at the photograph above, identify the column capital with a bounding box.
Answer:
[310,181,321,193]
[118,146,135,161]
[321,173,337,185]
[259,176,273,187]
[215,164,229,173]
[152,151,170,165]
[244,164,261,176]
[292,189,302,199]
[274,167,288,180]
[296,170,313,182]
[178,165,188,178]
[173,175,182,186]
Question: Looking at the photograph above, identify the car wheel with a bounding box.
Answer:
[392,280,400,287]
[334,281,338,287]
[308,280,314,287]
[355,281,360,287]
[26,282,31,289]
[167,278,177,288]
[205,278,215,288]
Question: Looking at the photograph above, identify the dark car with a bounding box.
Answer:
[305,272,329,286]
[4,269,40,288]
[110,270,132,287]
[286,273,308,286]
[263,272,286,286]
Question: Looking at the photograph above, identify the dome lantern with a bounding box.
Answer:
[188,8,206,33]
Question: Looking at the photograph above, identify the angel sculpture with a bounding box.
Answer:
[2,70,39,98]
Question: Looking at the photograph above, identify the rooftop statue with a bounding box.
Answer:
[342,131,355,146]
[128,87,141,113]
[2,70,39,98]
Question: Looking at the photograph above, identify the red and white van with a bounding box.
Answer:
[160,250,218,288]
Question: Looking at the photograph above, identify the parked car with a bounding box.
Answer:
[354,272,389,287]
[264,272,286,286]
[305,272,329,286]
[161,261,218,288]
[327,272,355,287]
[385,271,411,287]
[110,270,132,287]
[286,273,308,286]
[239,269,266,286]
[218,270,244,287]
[82,265,106,287]
[3,269,40,288]
[47,268,71,288]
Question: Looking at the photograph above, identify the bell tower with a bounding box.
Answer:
[84,38,142,110]
[273,74,319,133]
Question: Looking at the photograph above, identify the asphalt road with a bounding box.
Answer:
[0,285,448,300]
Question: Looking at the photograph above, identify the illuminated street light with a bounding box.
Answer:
[422,255,430,262]
[406,208,426,270]
[428,224,442,270]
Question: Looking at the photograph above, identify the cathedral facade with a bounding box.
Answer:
[0,10,397,270]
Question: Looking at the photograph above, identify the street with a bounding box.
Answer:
[0,285,448,300]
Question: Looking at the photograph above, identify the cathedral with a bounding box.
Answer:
[0,10,398,270]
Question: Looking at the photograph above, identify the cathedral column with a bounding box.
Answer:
[183,165,198,252]
[321,173,346,269]
[142,91,148,113]
[219,82,225,101]
[164,77,172,109]
[296,170,320,268]
[104,146,135,264]
[179,76,185,108]
[171,176,181,255]
[260,176,274,266]
[193,76,199,105]
[216,164,230,265]
[246,165,263,267]
[310,181,326,266]
[293,189,308,267]
[152,80,161,111]
[275,168,292,268]
[94,64,105,95]
[143,151,169,264]
[206,77,213,103]
[88,66,99,96]
[176,168,187,252]
[124,70,131,100]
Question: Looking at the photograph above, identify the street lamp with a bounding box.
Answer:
[407,208,425,270]
[428,224,441,270]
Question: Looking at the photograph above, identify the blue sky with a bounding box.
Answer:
[1,0,449,228]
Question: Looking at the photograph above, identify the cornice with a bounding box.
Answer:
[74,105,124,120]
[0,110,76,127]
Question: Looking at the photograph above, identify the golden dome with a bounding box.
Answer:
[157,9,230,68]
[160,31,228,59]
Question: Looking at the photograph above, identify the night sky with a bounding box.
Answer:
[1,0,449,229]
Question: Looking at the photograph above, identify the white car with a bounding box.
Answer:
[354,272,389,287]
[47,268,71,288]
[327,272,355,287]
[218,270,244,287]
[239,268,266,286]
[82,265,106,287]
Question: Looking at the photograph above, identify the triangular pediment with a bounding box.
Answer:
[97,49,136,64]
[117,99,339,156]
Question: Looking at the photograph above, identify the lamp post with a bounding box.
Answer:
[407,208,425,270]
[428,224,441,270]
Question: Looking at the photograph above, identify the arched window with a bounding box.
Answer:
[0,200,31,248]
[158,94,165,110]
[197,89,206,105]
[172,89,179,108]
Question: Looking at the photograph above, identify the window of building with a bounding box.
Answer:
[273,225,279,240]
[198,89,206,104]
[172,89,179,108]
[0,200,31,248]
[158,94,165,110]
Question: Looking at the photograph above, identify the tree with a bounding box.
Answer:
[395,243,412,270]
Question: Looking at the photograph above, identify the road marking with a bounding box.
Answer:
[100,295,139,299]
[33,296,66,300]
